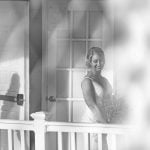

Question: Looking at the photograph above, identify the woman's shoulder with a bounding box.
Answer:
[82,74,94,82]
[82,76,92,83]
[81,75,93,88]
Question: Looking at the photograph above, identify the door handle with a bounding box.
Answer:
[16,94,24,106]
[0,94,24,106]
[47,96,56,102]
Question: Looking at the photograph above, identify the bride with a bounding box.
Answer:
[81,47,112,124]
[81,47,127,150]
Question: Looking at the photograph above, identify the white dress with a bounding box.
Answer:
[80,76,128,150]
[81,76,109,150]
[81,76,109,123]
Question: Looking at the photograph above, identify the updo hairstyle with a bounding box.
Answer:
[85,47,105,68]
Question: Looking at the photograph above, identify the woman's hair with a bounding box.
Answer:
[85,47,105,68]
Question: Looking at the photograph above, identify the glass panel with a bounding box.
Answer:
[72,11,86,39]
[56,11,70,39]
[56,29,70,39]
[88,41,103,49]
[56,70,70,98]
[56,40,70,68]
[89,11,103,39]
[72,71,85,98]
[72,41,86,68]
[56,101,69,122]
[73,101,86,122]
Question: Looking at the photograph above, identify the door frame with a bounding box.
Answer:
[24,0,29,121]
[42,0,48,111]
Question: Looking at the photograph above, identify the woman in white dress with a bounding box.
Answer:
[81,47,112,123]
[81,47,114,150]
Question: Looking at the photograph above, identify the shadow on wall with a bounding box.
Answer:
[1,73,20,119]
[0,73,29,150]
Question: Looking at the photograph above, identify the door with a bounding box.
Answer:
[42,1,114,150]
[0,1,29,150]
[43,1,114,122]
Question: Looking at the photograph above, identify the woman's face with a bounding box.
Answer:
[90,52,105,73]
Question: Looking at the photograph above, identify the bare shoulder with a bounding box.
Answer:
[81,77,95,100]
[81,78,92,86]
[81,77,93,90]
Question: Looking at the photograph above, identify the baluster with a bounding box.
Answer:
[31,112,46,150]
[20,130,25,150]
[8,129,13,150]
[84,133,89,150]
[58,132,63,150]
[70,132,76,150]
[98,134,102,150]
[111,134,117,150]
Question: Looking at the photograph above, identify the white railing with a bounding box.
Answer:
[0,119,34,150]
[0,112,134,150]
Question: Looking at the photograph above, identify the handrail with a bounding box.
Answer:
[31,112,134,150]
[0,119,34,131]
[0,111,135,150]
[0,117,132,133]
[45,121,133,134]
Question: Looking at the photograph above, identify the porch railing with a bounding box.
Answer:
[0,112,134,150]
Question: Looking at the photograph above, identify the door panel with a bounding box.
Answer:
[0,1,29,150]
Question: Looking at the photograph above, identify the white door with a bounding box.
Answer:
[0,1,29,150]
[43,1,114,122]
[42,1,114,150]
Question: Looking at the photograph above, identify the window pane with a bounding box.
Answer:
[56,70,70,98]
[56,29,70,39]
[72,41,86,68]
[56,11,70,39]
[72,71,85,98]
[72,11,86,38]
[88,41,103,49]
[56,40,70,68]
[56,101,69,122]
[73,101,86,122]
[89,11,103,39]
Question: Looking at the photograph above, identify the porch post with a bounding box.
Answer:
[31,111,46,150]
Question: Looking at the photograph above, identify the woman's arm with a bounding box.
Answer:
[81,78,107,123]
